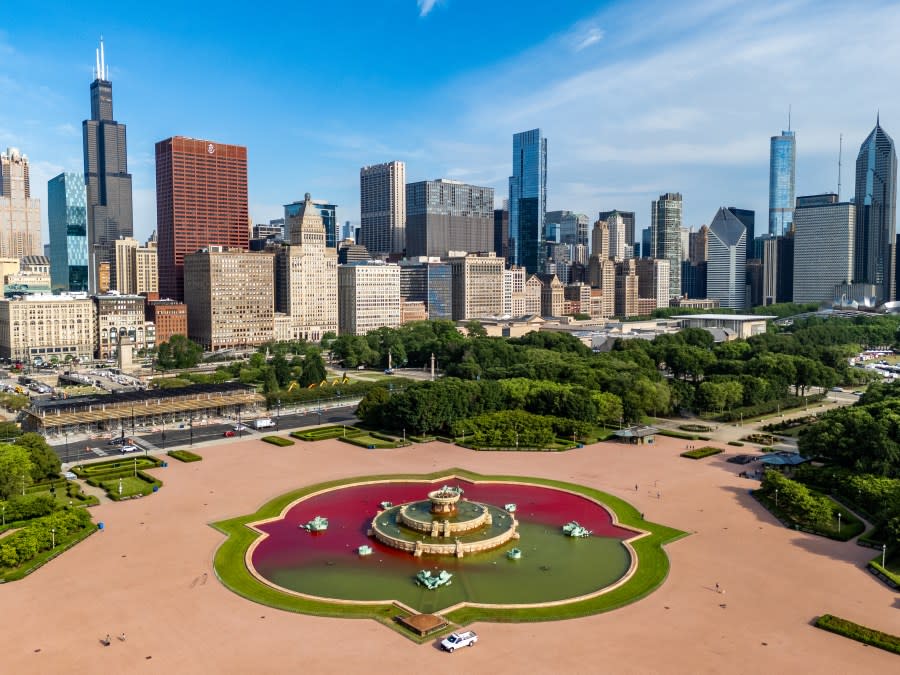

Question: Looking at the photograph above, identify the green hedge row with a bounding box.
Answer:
[727,441,744,447]
[678,424,713,432]
[814,614,900,655]
[337,435,397,449]
[680,447,723,460]
[657,429,712,441]
[98,472,163,501]
[74,456,162,479]
[290,426,361,441]
[0,508,93,571]
[261,436,295,447]
[167,449,202,462]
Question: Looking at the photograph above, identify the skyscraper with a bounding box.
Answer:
[406,179,494,257]
[493,208,509,260]
[82,39,133,291]
[768,128,796,236]
[607,212,626,261]
[707,207,747,309]
[651,192,683,298]
[854,118,897,302]
[48,172,88,292]
[546,211,589,248]
[360,161,406,255]
[598,210,635,246]
[285,198,338,248]
[155,137,249,301]
[509,129,547,273]
[0,148,41,258]
[726,207,756,259]
[793,194,855,303]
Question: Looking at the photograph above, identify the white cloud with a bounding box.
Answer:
[417,0,440,17]
[574,26,604,52]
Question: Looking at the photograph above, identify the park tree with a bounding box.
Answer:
[356,387,390,427]
[591,391,624,427]
[271,354,292,387]
[299,350,328,387]
[156,335,204,370]
[0,421,22,441]
[15,433,60,482]
[0,444,33,500]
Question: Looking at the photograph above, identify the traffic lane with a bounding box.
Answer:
[48,409,358,461]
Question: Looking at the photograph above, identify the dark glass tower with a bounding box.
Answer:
[82,39,133,292]
[854,117,897,302]
[509,129,547,273]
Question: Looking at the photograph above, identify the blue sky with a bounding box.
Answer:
[2,0,900,244]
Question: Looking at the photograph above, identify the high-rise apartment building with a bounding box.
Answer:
[285,198,338,248]
[591,219,610,259]
[598,210,635,246]
[406,179,494,257]
[83,40,133,291]
[275,193,338,342]
[651,192,683,297]
[614,260,640,317]
[635,258,671,310]
[761,234,794,305]
[449,252,505,320]
[509,129,547,273]
[338,261,401,335]
[607,212,627,261]
[707,207,748,309]
[114,237,158,295]
[360,161,406,255]
[156,137,249,301]
[793,194,855,304]
[854,118,897,303]
[768,128,796,236]
[536,273,564,317]
[0,148,41,258]
[183,248,274,350]
[48,172,88,292]
[689,225,709,264]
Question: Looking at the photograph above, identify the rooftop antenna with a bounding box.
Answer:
[99,37,107,80]
[837,133,843,200]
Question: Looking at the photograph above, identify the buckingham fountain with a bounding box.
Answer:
[370,486,520,558]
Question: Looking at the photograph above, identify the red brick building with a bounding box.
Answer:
[146,299,188,345]
[155,137,248,301]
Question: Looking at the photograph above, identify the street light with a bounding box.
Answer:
[2,504,5,526]
[276,399,281,431]
[883,543,888,568]
[775,488,779,507]
[515,430,519,450]
[837,511,842,533]
[64,431,70,464]
[189,411,194,446]
[51,528,55,548]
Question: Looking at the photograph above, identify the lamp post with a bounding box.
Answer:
[775,488,779,508]
[21,474,25,497]
[515,430,519,450]
[131,404,135,436]
[160,420,165,454]
[837,511,842,534]
[189,411,194,446]
[133,456,137,477]
[276,399,281,431]
[2,504,5,526]
[51,528,55,548]
[883,543,888,568]
[402,428,406,443]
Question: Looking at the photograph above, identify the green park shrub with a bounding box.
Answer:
[167,450,202,463]
[680,447,723,460]
[657,429,710,441]
[814,614,900,655]
[290,426,360,441]
[678,424,713,432]
[0,493,56,523]
[743,433,776,445]
[727,441,744,447]
[261,436,295,447]
[0,507,92,572]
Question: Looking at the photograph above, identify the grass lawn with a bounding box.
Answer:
[211,469,687,638]
[338,433,405,449]
[100,475,155,499]
[291,425,360,441]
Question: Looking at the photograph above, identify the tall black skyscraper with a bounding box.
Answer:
[854,117,897,302]
[83,39,133,291]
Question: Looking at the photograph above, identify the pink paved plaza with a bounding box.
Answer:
[0,436,896,673]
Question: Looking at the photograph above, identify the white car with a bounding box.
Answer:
[120,444,139,453]
[440,631,478,652]
[63,471,77,480]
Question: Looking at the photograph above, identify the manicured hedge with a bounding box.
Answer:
[261,436,295,447]
[73,456,162,479]
[727,441,744,447]
[167,449,202,462]
[290,426,360,441]
[678,424,713,432]
[814,614,900,655]
[657,429,711,441]
[680,447,723,460]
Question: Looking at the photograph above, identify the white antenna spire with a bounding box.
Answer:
[95,46,100,80]
[99,37,107,80]
[837,133,843,200]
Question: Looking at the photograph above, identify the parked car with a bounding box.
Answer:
[108,437,130,446]
[63,471,77,480]
[119,444,139,453]
[440,631,478,652]
[233,424,249,432]
[223,430,235,437]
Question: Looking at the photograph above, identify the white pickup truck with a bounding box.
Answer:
[251,418,276,430]
[440,631,478,652]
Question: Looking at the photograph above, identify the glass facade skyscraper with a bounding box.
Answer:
[651,192,683,297]
[768,130,796,236]
[854,118,897,302]
[509,129,547,273]
[48,172,89,292]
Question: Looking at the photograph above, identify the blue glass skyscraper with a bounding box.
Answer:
[768,129,796,236]
[509,129,547,273]
[48,172,89,292]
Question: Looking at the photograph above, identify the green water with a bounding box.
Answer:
[266,521,630,611]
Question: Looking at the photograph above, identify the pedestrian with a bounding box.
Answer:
[120,632,126,642]
[715,583,720,593]
[657,491,661,499]
[104,634,111,646]
[635,483,638,492]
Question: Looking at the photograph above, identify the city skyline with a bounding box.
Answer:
[2,1,899,246]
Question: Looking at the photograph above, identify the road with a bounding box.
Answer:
[49,407,359,464]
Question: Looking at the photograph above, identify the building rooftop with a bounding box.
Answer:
[670,314,776,321]
[30,382,256,413]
